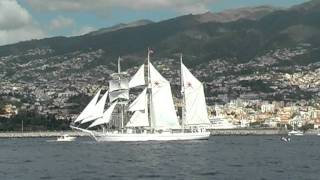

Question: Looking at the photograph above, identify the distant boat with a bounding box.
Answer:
[288,122,304,136]
[57,134,76,142]
[280,136,291,142]
[288,130,304,136]
[71,51,210,142]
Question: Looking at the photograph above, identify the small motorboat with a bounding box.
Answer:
[288,130,304,136]
[57,134,76,142]
[280,136,291,142]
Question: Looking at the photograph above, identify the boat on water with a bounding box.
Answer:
[288,122,304,136]
[288,130,304,136]
[280,136,291,142]
[70,50,211,142]
[57,134,76,142]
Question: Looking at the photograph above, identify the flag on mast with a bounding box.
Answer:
[148,48,154,54]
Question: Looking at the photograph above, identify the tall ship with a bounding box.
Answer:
[71,50,211,141]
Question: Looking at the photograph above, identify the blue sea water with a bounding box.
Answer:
[0,136,319,180]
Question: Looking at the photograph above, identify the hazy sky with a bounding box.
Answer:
[0,0,308,46]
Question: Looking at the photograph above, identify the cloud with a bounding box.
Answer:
[72,26,96,36]
[0,25,45,46]
[49,16,75,30]
[0,0,33,30]
[174,2,209,14]
[26,0,218,14]
[0,0,45,45]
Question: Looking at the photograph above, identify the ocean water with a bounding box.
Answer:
[0,136,319,180]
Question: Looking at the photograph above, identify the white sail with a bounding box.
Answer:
[109,79,129,92]
[74,89,101,123]
[120,79,129,89]
[109,90,129,102]
[149,63,180,129]
[129,64,145,88]
[181,63,210,125]
[126,110,149,127]
[95,91,108,115]
[126,88,148,127]
[109,78,129,102]
[81,91,108,124]
[89,102,118,128]
[109,80,121,92]
[128,88,147,112]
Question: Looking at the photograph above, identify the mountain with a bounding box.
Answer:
[0,5,280,60]
[1,1,320,70]
[194,6,279,23]
[291,0,320,12]
[88,19,154,36]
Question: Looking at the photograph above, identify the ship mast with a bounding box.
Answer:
[180,54,186,131]
[113,56,126,133]
[147,48,153,130]
[118,56,121,74]
[118,57,124,133]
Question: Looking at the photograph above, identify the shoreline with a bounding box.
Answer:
[208,129,287,136]
[0,131,88,138]
[0,129,318,138]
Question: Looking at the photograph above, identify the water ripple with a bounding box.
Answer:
[0,136,320,180]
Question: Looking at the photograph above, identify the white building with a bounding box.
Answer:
[261,103,275,113]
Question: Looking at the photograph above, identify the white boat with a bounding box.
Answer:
[288,130,304,136]
[288,122,304,136]
[57,134,76,142]
[280,136,291,142]
[71,51,210,141]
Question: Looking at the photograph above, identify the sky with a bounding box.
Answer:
[0,0,309,46]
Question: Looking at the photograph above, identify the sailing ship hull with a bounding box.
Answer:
[71,125,210,142]
[93,132,211,142]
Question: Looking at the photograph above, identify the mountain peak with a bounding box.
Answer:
[194,5,279,23]
[88,19,153,36]
[291,0,320,12]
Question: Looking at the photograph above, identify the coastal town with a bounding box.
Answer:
[1,45,320,131]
